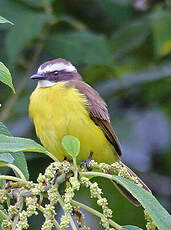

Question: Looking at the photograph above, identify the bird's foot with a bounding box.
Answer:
[80,152,93,171]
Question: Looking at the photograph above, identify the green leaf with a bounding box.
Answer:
[151,10,171,57]
[0,0,51,64]
[0,123,57,169]
[0,122,11,136]
[0,204,7,228]
[83,65,116,85]
[0,16,13,25]
[123,226,143,230]
[21,0,44,7]
[0,135,48,155]
[0,123,29,179]
[0,62,15,93]
[12,151,29,179]
[62,135,80,158]
[110,20,150,58]
[96,0,132,27]
[0,153,14,164]
[57,16,86,31]
[45,31,114,65]
[6,13,50,65]
[112,176,171,230]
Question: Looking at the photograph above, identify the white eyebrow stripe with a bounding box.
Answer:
[38,62,77,74]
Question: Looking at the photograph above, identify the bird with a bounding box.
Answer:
[29,58,151,206]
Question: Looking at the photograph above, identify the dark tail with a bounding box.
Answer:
[112,162,151,207]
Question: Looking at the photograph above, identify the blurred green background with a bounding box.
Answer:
[0,0,171,229]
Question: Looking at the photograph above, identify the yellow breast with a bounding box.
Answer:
[29,82,119,163]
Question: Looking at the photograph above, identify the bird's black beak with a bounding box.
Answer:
[30,74,46,80]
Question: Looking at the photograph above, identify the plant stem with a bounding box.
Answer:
[43,0,52,15]
[0,40,44,121]
[57,193,78,230]
[37,205,61,230]
[0,175,26,183]
[0,210,7,219]
[73,157,78,179]
[53,218,61,230]
[73,157,77,169]
[46,151,59,162]
[0,0,56,122]
[12,196,24,230]
[0,163,26,181]
[80,171,114,181]
[36,205,44,214]
[71,200,122,230]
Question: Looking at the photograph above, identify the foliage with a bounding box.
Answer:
[0,16,13,25]
[0,122,29,180]
[0,126,170,229]
[62,136,80,158]
[0,19,15,93]
[0,0,171,229]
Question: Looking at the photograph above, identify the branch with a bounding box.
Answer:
[0,0,54,122]
[58,193,78,230]
[37,205,61,230]
[0,210,7,219]
[80,171,114,181]
[0,175,27,183]
[0,163,26,181]
[71,200,122,230]
[0,40,44,121]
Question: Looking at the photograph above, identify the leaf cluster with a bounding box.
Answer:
[0,129,170,229]
[0,1,171,229]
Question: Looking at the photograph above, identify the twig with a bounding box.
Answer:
[0,163,26,181]
[0,0,54,122]
[0,175,26,183]
[71,200,122,230]
[43,0,52,15]
[46,151,59,162]
[53,218,61,230]
[37,205,61,230]
[57,193,78,230]
[12,196,24,230]
[73,157,77,169]
[80,171,114,181]
[0,210,7,219]
[0,41,44,121]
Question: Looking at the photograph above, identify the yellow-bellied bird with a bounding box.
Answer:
[29,58,151,206]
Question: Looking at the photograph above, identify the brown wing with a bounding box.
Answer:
[66,80,122,156]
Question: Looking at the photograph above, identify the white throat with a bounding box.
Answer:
[36,80,57,89]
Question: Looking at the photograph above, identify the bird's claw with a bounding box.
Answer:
[80,152,93,171]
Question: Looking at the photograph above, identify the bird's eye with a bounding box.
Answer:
[53,71,59,75]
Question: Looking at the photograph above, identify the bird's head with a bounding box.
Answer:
[30,58,82,88]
